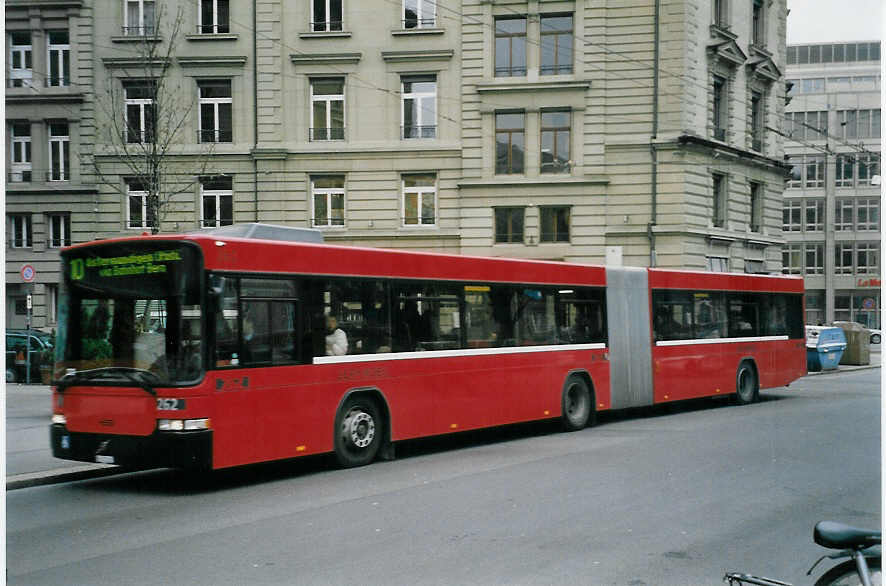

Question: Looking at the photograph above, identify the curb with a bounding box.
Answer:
[7,464,121,491]
[805,364,881,376]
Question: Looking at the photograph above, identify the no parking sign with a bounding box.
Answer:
[20,264,36,283]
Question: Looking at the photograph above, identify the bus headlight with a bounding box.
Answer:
[51,414,67,425]
[158,418,210,431]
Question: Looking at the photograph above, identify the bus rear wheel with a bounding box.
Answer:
[334,396,382,468]
[734,361,759,405]
[561,376,594,431]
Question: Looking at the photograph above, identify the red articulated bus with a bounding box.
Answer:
[50,227,806,470]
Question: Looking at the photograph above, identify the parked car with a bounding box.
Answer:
[869,329,881,345]
[6,330,53,383]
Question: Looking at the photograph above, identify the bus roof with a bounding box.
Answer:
[64,233,804,293]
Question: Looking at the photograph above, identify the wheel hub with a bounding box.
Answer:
[343,410,375,448]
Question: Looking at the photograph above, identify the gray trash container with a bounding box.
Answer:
[833,321,870,365]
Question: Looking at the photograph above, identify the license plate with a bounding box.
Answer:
[95,455,115,464]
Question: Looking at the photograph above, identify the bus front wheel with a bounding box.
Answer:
[334,396,382,468]
[561,376,594,431]
[734,361,759,405]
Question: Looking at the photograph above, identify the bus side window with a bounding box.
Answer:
[727,293,760,337]
[213,277,239,367]
[558,288,606,344]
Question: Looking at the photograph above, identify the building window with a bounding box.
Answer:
[839,110,857,139]
[712,75,727,141]
[787,159,802,188]
[713,0,728,28]
[782,243,802,275]
[401,75,436,139]
[799,78,825,94]
[540,110,571,174]
[200,176,233,228]
[48,213,71,248]
[126,179,154,229]
[712,172,727,228]
[124,0,156,35]
[495,112,525,174]
[9,122,32,182]
[311,176,345,227]
[707,257,729,272]
[47,31,70,86]
[9,214,32,248]
[495,17,527,77]
[310,78,345,141]
[540,14,573,75]
[835,155,855,187]
[750,91,763,151]
[402,173,436,226]
[835,243,854,275]
[312,0,343,32]
[856,243,879,274]
[748,181,762,232]
[403,0,435,29]
[540,206,570,243]
[858,153,879,186]
[805,199,824,232]
[804,244,824,275]
[751,0,765,47]
[804,156,824,188]
[124,80,156,143]
[494,207,524,243]
[200,0,230,33]
[834,199,854,231]
[48,122,70,182]
[198,80,232,143]
[782,200,801,231]
[9,32,32,88]
[856,198,879,231]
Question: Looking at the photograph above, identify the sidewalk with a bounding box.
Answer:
[5,352,881,490]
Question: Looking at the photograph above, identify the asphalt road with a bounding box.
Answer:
[7,369,881,585]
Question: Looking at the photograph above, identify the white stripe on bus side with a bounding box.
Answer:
[655,335,789,347]
[312,343,608,365]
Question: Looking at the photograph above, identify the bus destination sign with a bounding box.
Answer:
[70,250,183,280]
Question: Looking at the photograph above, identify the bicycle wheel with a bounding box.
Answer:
[814,557,881,586]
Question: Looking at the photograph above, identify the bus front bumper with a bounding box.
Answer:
[50,424,212,471]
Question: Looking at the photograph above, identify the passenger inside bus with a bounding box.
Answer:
[325,316,348,356]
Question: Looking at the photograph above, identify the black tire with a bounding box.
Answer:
[734,361,759,405]
[334,396,382,468]
[813,556,881,586]
[871,334,881,345]
[6,368,16,383]
[561,376,594,431]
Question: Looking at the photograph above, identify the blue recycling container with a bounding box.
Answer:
[805,326,848,371]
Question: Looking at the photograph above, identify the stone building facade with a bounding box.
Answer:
[6,0,790,331]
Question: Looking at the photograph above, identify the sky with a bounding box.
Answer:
[787,0,883,44]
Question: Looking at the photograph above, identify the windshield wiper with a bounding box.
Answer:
[57,367,159,396]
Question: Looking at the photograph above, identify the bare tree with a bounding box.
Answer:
[93,5,215,234]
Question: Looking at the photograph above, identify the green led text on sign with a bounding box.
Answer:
[70,250,183,280]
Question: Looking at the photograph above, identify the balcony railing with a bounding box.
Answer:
[7,77,33,88]
[7,171,32,183]
[309,127,345,141]
[310,21,343,32]
[46,171,70,182]
[45,77,71,87]
[199,129,233,143]
[401,125,436,139]
[196,23,231,34]
[403,17,436,29]
[540,64,573,75]
[494,66,528,77]
[121,24,157,36]
[713,127,726,141]
[751,138,762,152]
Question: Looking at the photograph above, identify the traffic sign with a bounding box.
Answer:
[20,264,36,282]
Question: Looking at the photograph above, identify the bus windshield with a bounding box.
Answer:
[55,241,203,386]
